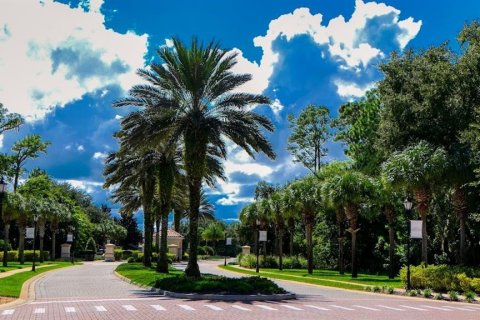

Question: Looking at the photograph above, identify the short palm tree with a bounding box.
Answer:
[322,170,375,278]
[269,191,286,270]
[382,141,448,264]
[2,192,25,266]
[201,222,225,255]
[114,38,276,276]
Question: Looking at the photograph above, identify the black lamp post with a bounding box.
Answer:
[0,177,7,268]
[70,226,75,264]
[32,214,39,272]
[255,219,261,273]
[224,231,227,267]
[404,197,413,290]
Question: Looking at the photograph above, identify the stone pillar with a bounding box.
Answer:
[242,245,251,255]
[168,244,179,261]
[105,243,116,262]
[61,243,71,260]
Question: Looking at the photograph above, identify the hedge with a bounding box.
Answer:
[400,264,480,293]
[0,250,50,262]
[237,254,308,269]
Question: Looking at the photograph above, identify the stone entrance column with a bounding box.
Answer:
[242,245,251,255]
[61,243,71,260]
[105,243,116,262]
[168,244,179,261]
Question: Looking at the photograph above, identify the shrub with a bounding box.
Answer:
[448,290,459,301]
[197,246,206,255]
[261,256,278,268]
[365,286,372,292]
[435,293,444,300]
[122,250,133,260]
[423,288,432,298]
[283,256,308,269]
[373,286,381,293]
[465,291,476,303]
[407,290,417,297]
[387,287,395,294]
[0,250,49,262]
[238,254,257,269]
[114,249,123,261]
[399,264,480,293]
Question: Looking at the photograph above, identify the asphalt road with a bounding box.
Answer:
[0,260,478,320]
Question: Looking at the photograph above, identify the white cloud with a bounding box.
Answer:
[270,98,284,117]
[231,0,421,101]
[93,151,107,160]
[334,80,376,99]
[58,178,103,194]
[217,196,253,206]
[77,145,85,152]
[0,0,148,121]
[114,114,123,120]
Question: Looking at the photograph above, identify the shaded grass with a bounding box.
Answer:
[220,265,402,291]
[0,262,76,297]
[0,262,48,273]
[116,263,286,295]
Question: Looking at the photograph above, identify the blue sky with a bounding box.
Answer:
[0,0,479,223]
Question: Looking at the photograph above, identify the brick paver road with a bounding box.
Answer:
[0,260,478,319]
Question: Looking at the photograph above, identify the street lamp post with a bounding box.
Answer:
[224,232,227,267]
[255,219,261,273]
[32,214,39,272]
[404,197,413,290]
[70,226,75,264]
[0,177,7,268]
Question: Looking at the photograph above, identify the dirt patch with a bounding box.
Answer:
[0,296,15,305]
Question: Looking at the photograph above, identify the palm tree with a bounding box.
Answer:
[287,176,322,275]
[322,170,375,278]
[382,141,448,264]
[49,201,70,260]
[270,191,285,270]
[114,38,275,276]
[201,222,225,255]
[239,203,260,255]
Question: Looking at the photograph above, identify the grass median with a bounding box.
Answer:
[0,262,77,297]
[219,265,402,291]
[116,263,286,295]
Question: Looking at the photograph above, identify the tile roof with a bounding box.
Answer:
[167,229,184,238]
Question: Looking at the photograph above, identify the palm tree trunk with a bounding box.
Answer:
[278,228,284,271]
[414,188,430,265]
[18,215,27,264]
[384,205,395,279]
[157,213,169,273]
[185,178,201,277]
[174,209,181,232]
[3,222,10,267]
[452,186,467,265]
[143,209,153,267]
[155,218,160,253]
[345,203,359,278]
[336,207,345,274]
[305,219,314,275]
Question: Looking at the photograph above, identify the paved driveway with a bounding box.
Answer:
[0,260,478,320]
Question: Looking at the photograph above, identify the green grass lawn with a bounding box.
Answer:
[0,262,49,273]
[220,265,402,291]
[116,263,286,295]
[0,262,77,297]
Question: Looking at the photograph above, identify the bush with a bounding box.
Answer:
[261,256,278,268]
[365,286,372,292]
[465,291,476,303]
[407,290,417,297]
[238,254,257,269]
[423,288,432,298]
[154,275,286,295]
[387,287,395,294]
[283,256,308,269]
[0,240,12,251]
[435,293,444,300]
[114,249,123,261]
[373,286,381,293]
[448,290,459,301]
[399,264,480,293]
[0,250,49,262]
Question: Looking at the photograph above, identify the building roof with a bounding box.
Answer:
[167,229,184,238]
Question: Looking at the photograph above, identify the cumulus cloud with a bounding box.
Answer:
[59,178,103,194]
[0,0,148,121]
[93,151,107,160]
[334,80,376,99]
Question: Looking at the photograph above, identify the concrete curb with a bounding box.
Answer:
[114,270,296,301]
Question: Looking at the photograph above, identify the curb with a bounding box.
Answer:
[218,265,479,306]
[114,270,296,301]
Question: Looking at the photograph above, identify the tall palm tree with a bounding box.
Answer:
[49,201,70,260]
[287,176,322,275]
[114,38,275,276]
[201,221,225,255]
[269,191,285,270]
[382,141,448,264]
[322,170,375,278]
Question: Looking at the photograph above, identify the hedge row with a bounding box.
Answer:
[237,254,308,269]
[0,250,50,262]
[400,264,480,293]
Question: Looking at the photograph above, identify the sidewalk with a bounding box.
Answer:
[0,264,53,279]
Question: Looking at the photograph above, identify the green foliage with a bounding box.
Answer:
[435,293,444,300]
[465,291,476,302]
[0,250,49,262]
[387,286,395,294]
[423,288,433,298]
[399,264,480,293]
[448,290,459,301]
[287,104,331,174]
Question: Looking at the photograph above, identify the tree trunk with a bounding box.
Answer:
[155,218,160,253]
[39,219,46,263]
[18,215,27,264]
[335,207,345,274]
[3,223,10,267]
[384,204,396,279]
[414,188,430,265]
[51,230,56,261]
[141,176,155,268]
[184,130,207,278]
[345,203,359,278]
[278,228,283,271]
[452,186,467,265]
[306,220,313,275]
[157,213,169,273]
[173,209,181,232]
